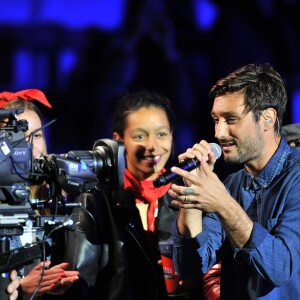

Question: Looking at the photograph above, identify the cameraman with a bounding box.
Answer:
[0,90,79,298]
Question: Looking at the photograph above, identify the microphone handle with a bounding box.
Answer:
[153,158,200,188]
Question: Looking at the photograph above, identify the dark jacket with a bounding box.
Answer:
[51,188,180,300]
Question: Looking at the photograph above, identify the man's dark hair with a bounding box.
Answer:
[209,63,287,133]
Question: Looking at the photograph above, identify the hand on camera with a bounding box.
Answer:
[6,270,20,300]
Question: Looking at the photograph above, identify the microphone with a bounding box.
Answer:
[153,143,222,188]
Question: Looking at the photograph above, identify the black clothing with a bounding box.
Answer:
[53,189,179,300]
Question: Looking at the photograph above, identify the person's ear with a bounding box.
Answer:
[265,118,271,125]
[262,108,276,128]
[113,132,123,141]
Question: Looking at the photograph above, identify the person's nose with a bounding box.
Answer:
[146,135,158,151]
[215,121,228,139]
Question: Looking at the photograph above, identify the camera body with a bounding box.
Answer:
[0,109,125,273]
[0,109,32,205]
[0,109,125,205]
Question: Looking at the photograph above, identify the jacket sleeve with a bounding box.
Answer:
[234,190,300,286]
[63,192,102,287]
[172,212,224,281]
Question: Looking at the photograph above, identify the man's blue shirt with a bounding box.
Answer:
[173,138,300,299]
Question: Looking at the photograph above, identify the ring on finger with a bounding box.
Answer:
[183,188,195,195]
[184,195,190,202]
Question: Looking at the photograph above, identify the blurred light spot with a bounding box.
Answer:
[1,1,31,23]
[39,0,126,30]
[292,90,300,123]
[1,0,127,31]
[194,0,219,31]
[13,50,49,89]
[13,50,33,88]
[57,50,77,89]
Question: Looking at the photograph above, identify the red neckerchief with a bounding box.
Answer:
[124,168,171,232]
[0,89,52,108]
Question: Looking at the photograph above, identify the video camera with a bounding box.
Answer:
[0,109,125,273]
[0,109,125,203]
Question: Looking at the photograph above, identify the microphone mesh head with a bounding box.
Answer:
[210,143,222,159]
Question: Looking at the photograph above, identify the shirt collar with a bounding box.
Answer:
[245,138,290,189]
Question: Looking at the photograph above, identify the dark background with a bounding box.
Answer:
[1,0,300,180]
